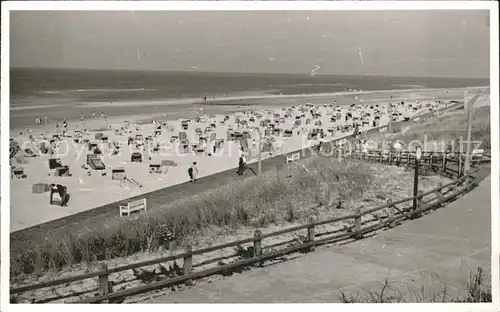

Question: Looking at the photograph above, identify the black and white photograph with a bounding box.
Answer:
[1,2,498,307]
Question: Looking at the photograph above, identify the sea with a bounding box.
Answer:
[10,67,489,129]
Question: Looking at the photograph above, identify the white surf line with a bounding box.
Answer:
[10,104,69,111]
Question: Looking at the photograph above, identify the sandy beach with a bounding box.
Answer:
[9,88,466,232]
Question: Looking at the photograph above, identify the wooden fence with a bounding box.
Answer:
[10,151,488,304]
[337,149,490,178]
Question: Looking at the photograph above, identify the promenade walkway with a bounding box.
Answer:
[146,174,491,303]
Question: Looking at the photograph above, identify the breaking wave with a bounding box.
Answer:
[39,88,156,94]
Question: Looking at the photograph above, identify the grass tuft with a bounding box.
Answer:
[337,267,491,303]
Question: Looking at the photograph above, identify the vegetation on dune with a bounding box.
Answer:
[338,267,491,303]
[11,155,375,276]
[368,106,491,151]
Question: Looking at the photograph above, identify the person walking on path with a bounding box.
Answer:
[188,164,194,182]
[192,162,199,180]
[188,162,199,182]
[237,155,246,176]
[316,139,323,153]
[237,154,257,176]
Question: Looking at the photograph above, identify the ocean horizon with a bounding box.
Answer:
[11,67,489,103]
[10,67,488,129]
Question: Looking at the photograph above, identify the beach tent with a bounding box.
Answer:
[161,160,178,167]
[15,154,29,164]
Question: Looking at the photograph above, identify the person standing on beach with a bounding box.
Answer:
[393,141,402,165]
[92,110,96,118]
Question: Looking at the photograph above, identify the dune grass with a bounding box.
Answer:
[368,106,491,151]
[338,267,491,303]
[11,155,376,276]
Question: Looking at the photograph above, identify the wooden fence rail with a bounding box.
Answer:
[10,152,486,303]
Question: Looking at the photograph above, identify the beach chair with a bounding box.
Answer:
[12,167,27,179]
[112,168,126,180]
[54,166,71,177]
[50,184,70,206]
[149,164,161,174]
[87,155,106,170]
[131,152,142,163]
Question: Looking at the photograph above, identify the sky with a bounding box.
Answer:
[10,10,490,78]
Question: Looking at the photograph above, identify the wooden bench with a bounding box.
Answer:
[471,149,486,163]
[471,148,484,158]
[286,152,300,163]
[119,198,147,217]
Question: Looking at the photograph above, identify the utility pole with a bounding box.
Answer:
[254,127,262,176]
[464,89,484,174]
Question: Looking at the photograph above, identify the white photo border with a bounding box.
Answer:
[1,1,498,312]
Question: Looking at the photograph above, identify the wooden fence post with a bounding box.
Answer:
[453,180,459,195]
[458,153,463,177]
[307,217,316,252]
[417,190,424,217]
[442,153,446,172]
[406,153,410,166]
[98,263,109,302]
[438,182,444,207]
[183,245,193,286]
[387,199,395,228]
[253,230,262,257]
[354,208,362,239]
[388,151,392,165]
[254,230,263,267]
